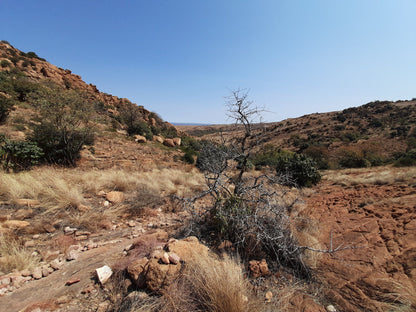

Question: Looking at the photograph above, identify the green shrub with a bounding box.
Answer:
[0,136,43,171]
[181,150,196,164]
[1,60,10,68]
[251,145,292,169]
[29,88,95,166]
[275,153,321,187]
[302,145,330,169]
[0,95,13,123]
[394,149,416,167]
[337,147,370,168]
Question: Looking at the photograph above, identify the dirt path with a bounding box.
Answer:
[0,236,134,312]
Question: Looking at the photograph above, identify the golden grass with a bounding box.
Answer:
[0,234,40,273]
[0,167,205,212]
[323,166,416,186]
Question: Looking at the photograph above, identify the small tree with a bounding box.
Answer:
[0,94,14,124]
[186,90,311,278]
[30,88,94,166]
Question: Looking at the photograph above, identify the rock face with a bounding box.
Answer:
[106,191,125,203]
[306,181,416,312]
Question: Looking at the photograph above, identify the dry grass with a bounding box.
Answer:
[0,167,205,212]
[0,234,40,273]
[323,166,416,186]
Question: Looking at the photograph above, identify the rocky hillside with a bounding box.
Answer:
[180,99,416,169]
[0,40,178,140]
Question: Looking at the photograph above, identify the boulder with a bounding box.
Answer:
[153,136,164,143]
[106,191,125,203]
[165,236,209,262]
[163,139,175,147]
[145,258,181,292]
[127,257,149,287]
[134,135,147,143]
[173,138,181,146]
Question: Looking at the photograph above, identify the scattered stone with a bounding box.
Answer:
[259,259,270,276]
[32,234,40,239]
[168,253,180,265]
[326,305,337,312]
[103,201,110,207]
[124,244,133,252]
[97,190,106,197]
[127,220,135,227]
[265,291,273,301]
[78,204,91,212]
[21,269,31,277]
[127,257,149,287]
[106,191,125,203]
[14,208,33,220]
[66,249,80,261]
[75,235,88,241]
[64,226,77,235]
[50,259,64,270]
[14,199,41,207]
[96,265,113,284]
[147,223,154,228]
[11,276,25,288]
[0,277,11,286]
[43,223,56,233]
[42,250,60,262]
[81,284,95,294]
[42,267,50,277]
[3,220,30,229]
[97,301,110,312]
[249,259,270,278]
[24,240,36,248]
[32,267,42,279]
[161,252,170,264]
[65,278,81,285]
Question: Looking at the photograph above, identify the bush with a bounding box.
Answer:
[181,149,196,164]
[30,88,95,166]
[337,147,370,168]
[275,153,321,187]
[251,145,292,169]
[1,60,10,68]
[0,136,43,171]
[302,145,330,169]
[0,94,14,123]
[394,149,416,167]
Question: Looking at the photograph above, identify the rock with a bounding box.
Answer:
[43,223,56,233]
[103,201,110,207]
[32,267,42,279]
[97,301,110,312]
[161,252,170,264]
[163,139,175,147]
[3,220,30,229]
[11,275,25,287]
[127,220,135,227]
[134,135,147,143]
[24,240,35,248]
[96,265,113,284]
[42,250,60,262]
[42,267,50,277]
[78,204,91,212]
[326,305,337,312]
[153,135,164,143]
[127,257,149,287]
[66,249,80,261]
[124,244,133,252]
[14,199,40,207]
[265,291,273,301]
[0,277,11,286]
[32,234,40,239]
[65,278,80,285]
[50,259,64,270]
[75,230,91,237]
[145,258,182,292]
[168,253,180,265]
[166,237,209,262]
[21,269,31,277]
[173,137,181,146]
[14,208,33,220]
[106,191,124,203]
[249,259,270,278]
[97,190,106,197]
[64,226,77,235]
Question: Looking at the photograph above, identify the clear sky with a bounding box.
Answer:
[1,1,415,124]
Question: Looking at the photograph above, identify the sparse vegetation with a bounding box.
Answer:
[0,234,40,273]
[0,135,44,171]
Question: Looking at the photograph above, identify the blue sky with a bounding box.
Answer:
[1,1,415,124]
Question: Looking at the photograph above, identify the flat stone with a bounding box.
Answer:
[96,265,113,284]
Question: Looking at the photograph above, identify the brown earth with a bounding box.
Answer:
[304,169,416,311]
